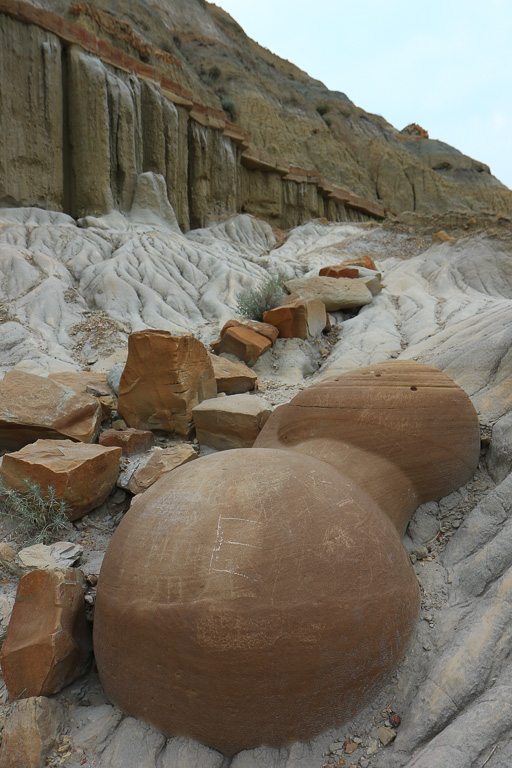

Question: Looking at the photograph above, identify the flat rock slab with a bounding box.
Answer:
[122,445,198,495]
[284,276,373,311]
[211,326,271,367]
[0,370,101,451]
[263,297,326,339]
[0,439,122,520]
[210,355,257,395]
[192,394,272,450]
[18,541,83,570]
[1,568,92,699]
[0,696,63,768]
[99,428,155,457]
[118,330,217,438]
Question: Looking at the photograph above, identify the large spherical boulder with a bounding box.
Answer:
[254,361,480,534]
[94,448,419,755]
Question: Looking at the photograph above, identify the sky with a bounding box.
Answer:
[212,0,512,190]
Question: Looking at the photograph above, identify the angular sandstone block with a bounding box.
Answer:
[0,696,63,768]
[210,355,257,395]
[284,276,373,311]
[48,371,116,421]
[118,331,217,438]
[221,319,278,345]
[263,297,326,339]
[211,327,271,367]
[0,439,122,520]
[126,445,198,495]
[192,395,272,450]
[99,428,155,457]
[0,371,101,451]
[1,569,91,700]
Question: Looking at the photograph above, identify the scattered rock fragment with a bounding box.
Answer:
[118,330,217,438]
[99,428,155,456]
[17,542,83,571]
[432,230,453,242]
[211,326,271,366]
[1,568,92,699]
[377,725,396,746]
[210,355,257,395]
[0,370,102,451]
[343,741,358,753]
[263,297,327,339]
[124,445,198,495]
[192,394,272,450]
[284,276,373,311]
[337,255,378,271]
[320,265,360,278]
[0,696,63,768]
[0,439,122,520]
[0,543,22,577]
[221,319,279,345]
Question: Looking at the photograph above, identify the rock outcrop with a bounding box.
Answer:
[118,330,217,438]
[0,371,101,451]
[1,568,91,699]
[0,439,122,520]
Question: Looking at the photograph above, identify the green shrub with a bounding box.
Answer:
[236,274,286,321]
[220,97,236,122]
[0,478,70,545]
[316,104,330,116]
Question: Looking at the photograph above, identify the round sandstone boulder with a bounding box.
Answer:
[94,448,419,755]
[255,361,481,534]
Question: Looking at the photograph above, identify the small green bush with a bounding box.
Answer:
[316,104,330,116]
[0,478,70,545]
[220,97,237,122]
[236,274,286,322]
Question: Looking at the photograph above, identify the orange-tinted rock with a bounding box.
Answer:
[99,428,155,456]
[0,696,63,768]
[255,361,480,535]
[0,440,122,521]
[432,230,453,242]
[1,569,91,699]
[221,319,279,345]
[125,445,198,495]
[210,355,257,395]
[319,266,359,278]
[192,394,272,450]
[118,331,217,438]
[94,449,419,755]
[338,255,378,271]
[0,371,101,451]
[210,326,271,366]
[48,371,115,422]
[263,297,327,339]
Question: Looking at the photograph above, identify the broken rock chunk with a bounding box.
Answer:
[210,355,257,395]
[192,394,272,450]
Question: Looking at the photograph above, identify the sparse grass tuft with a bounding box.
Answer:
[316,104,330,116]
[0,478,70,545]
[236,274,286,321]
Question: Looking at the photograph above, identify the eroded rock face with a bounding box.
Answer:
[0,371,101,451]
[0,439,122,520]
[99,428,155,456]
[1,569,92,700]
[255,361,481,534]
[118,330,217,438]
[94,449,419,755]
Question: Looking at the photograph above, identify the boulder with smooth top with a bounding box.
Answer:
[284,276,373,311]
[192,394,272,450]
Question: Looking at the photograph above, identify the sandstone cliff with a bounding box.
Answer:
[0,0,511,227]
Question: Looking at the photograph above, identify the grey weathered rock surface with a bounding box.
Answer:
[284,275,373,311]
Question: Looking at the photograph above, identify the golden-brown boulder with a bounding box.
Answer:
[98,428,155,456]
[1,569,91,700]
[263,297,326,339]
[118,331,217,438]
[255,361,480,534]
[210,326,271,366]
[192,394,271,450]
[220,319,278,345]
[209,355,257,395]
[0,439,122,521]
[0,371,101,451]
[94,448,419,755]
